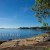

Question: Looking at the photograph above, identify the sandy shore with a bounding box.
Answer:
[0,37,38,49]
[0,34,50,49]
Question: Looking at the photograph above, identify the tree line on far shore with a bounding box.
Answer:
[18,26,50,30]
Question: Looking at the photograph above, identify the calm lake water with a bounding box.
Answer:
[0,29,46,41]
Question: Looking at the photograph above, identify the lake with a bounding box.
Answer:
[0,29,46,41]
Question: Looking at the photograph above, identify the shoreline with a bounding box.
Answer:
[0,33,50,49]
[0,33,46,41]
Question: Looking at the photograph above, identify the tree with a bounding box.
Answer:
[32,0,50,27]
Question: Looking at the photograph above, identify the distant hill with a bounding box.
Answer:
[18,27,50,30]
[18,27,30,29]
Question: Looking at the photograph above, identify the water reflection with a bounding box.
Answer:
[0,29,46,41]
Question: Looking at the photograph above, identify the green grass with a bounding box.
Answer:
[45,48,50,50]
[41,34,48,37]
[37,34,49,37]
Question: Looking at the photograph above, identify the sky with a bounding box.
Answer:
[0,0,50,28]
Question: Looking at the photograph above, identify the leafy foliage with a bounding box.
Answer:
[32,0,50,26]
[43,22,48,27]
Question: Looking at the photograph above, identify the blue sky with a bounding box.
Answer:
[0,0,49,28]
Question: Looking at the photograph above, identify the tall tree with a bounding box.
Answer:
[32,0,50,27]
